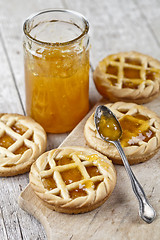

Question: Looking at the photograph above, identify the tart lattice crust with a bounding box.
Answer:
[84,102,160,165]
[93,51,160,103]
[0,114,47,176]
[29,146,116,214]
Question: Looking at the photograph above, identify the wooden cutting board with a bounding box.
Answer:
[18,98,160,240]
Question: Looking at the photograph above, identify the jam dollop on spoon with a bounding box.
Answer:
[94,105,156,224]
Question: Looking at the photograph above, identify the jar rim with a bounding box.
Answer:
[23,9,89,46]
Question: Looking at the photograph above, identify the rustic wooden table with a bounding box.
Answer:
[0,0,160,239]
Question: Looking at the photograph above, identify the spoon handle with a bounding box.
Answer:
[114,140,156,224]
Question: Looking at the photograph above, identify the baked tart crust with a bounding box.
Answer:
[0,113,47,176]
[93,51,160,104]
[84,102,160,165]
[29,146,116,214]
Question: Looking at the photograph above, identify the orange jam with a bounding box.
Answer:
[41,155,105,198]
[0,134,15,148]
[11,123,28,135]
[24,47,89,133]
[44,163,50,170]
[61,167,83,185]
[69,179,102,199]
[85,154,111,171]
[124,68,140,79]
[107,77,118,86]
[106,65,118,75]
[106,57,159,88]
[69,178,103,199]
[42,176,57,191]
[69,187,87,199]
[119,115,154,147]
[94,180,103,189]
[86,166,101,177]
[55,156,74,166]
[97,114,121,141]
[14,144,29,155]
[122,79,144,89]
[96,111,154,147]
[125,58,142,65]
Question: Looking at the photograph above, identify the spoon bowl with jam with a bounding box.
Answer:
[94,105,156,224]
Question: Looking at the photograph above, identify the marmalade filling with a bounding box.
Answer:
[61,168,83,185]
[119,114,154,147]
[0,134,15,148]
[11,123,28,135]
[14,145,29,155]
[42,176,57,191]
[42,155,104,198]
[0,126,30,155]
[96,112,154,147]
[106,58,157,88]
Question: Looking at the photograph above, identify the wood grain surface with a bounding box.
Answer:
[0,0,160,239]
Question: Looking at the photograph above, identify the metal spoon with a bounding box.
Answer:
[94,105,156,224]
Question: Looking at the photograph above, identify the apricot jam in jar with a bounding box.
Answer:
[23,9,90,133]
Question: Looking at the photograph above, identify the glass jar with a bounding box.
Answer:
[23,9,90,133]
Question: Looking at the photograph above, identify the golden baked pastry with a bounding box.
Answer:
[0,114,47,176]
[29,146,116,214]
[84,102,160,165]
[93,51,160,103]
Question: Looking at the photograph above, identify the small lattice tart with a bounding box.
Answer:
[29,146,116,214]
[93,51,160,104]
[84,102,160,165]
[0,113,47,176]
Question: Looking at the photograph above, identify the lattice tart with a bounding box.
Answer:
[29,146,116,214]
[93,51,160,103]
[84,102,160,165]
[0,113,47,176]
